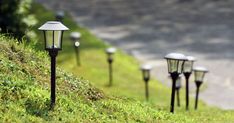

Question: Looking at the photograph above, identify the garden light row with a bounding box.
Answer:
[38,14,208,113]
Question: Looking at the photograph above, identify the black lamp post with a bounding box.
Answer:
[165,53,187,113]
[140,64,152,101]
[193,66,208,110]
[106,47,116,86]
[38,21,69,109]
[70,32,82,66]
[175,75,182,107]
[55,11,65,22]
[183,56,196,110]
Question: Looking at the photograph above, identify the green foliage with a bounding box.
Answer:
[0,35,106,122]
[0,0,37,40]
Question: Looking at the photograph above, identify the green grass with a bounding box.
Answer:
[0,2,233,122]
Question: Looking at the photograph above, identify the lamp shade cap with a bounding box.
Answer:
[38,21,69,31]
[56,11,64,16]
[70,32,81,39]
[186,56,196,61]
[141,64,152,70]
[106,47,116,54]
[164,53,187,60]
[193,66,208,72]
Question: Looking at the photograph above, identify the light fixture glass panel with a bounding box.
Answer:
[53,31,62,49]
[194,71,205,82]
[107,53,113,60]
[45,31,62,49]
[177,60,185,74]
[167,59,178,73]
[183,61,193,73]
[143,70,150,79]
[45,31,53,49]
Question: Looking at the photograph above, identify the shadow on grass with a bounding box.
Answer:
[25,98,51,120]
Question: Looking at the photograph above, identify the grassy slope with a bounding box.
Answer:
[0,2,233,122]
[0,35,169,122]
[31,3,234,122]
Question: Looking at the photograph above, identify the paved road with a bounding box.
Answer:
[37,0,234,109]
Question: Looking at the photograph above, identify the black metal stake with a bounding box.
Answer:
[170,72,179,113]
[144,77,149,101]
[142,70,150,101]
[184,72,191,110]
[108,58,113,86]
[75,47,81,66]
[49,50,58,109]
[195,81,202,110]
[145,81,149,101]
[176,89,180,107]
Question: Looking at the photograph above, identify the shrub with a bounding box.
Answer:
[0,0,37,40]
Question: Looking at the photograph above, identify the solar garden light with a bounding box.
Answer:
[193,66,208,110]
[175,75,182,107]
[106,47,116,86]
[70,32,82,66]
[165,53,187,113]
[55,11,65,22]
[140,64,152,101]
[183,56,196,110]
[38,21,69,109]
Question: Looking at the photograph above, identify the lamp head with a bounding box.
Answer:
[140,64,152,82]
[106,47,116,63]
[56,11,65,21]
[38,21,69,50]
[193,66,208,82]
[164,53,187,74]
[183,56,196,73]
